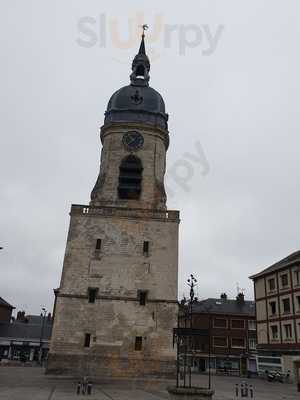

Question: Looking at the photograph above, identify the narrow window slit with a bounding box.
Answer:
[95,239,102,250]
[135,336,142,351]
[143,241,149,256]
[84,333,91,347]
[138,290,147,306]
[88,288,98,303]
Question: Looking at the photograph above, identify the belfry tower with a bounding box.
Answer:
[47,32,180,378]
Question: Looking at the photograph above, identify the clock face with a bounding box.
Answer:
[122,131,144,151]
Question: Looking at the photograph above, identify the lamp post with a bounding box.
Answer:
[39,308,47,365]
[187,274,197,330]
[186,275,197,387]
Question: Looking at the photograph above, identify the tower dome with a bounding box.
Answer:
[104,34,168,130]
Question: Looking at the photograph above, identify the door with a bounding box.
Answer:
[199,358,206,372]
[240,357,247,376]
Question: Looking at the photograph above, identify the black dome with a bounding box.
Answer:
[104,84,168,130]
[103,33,168,130]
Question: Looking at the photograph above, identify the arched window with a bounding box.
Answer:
[118,155,143,200]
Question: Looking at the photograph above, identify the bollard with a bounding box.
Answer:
[241,383,244,397]
[249,384,253,398]
[87,382,92,395]
[235,382,254,398]
[235,383,239,397]
[77,382,81,395]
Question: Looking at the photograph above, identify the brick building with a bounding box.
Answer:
[250,250,300,382]
[183,293,257,376]
[47,33,179,377]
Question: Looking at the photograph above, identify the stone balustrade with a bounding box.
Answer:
[70,204,180,222]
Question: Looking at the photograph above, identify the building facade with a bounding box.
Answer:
[183,294,257,376]
[250,251,300,382]
[0,312,52,362]
[47,34,180,378]
[0,297,14,323]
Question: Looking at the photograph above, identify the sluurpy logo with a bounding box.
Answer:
[76,12,224,62]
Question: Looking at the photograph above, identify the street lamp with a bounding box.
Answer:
[39,307,47,365]
[187,274,197,329]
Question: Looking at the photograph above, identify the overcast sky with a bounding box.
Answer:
[1,1,300,315]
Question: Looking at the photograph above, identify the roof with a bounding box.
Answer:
[103,34,169,131]
[192,298,255,317]
[105,84,168,130]
[249,250,300,280]
[0,320,52,341]
[24,315,53,325]
[0,297,14,309]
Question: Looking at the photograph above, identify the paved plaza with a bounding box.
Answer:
[0,367,299,400]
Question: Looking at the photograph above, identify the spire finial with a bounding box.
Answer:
[130,24,150,86]
[141,24,149,37]
[137,24,148,55]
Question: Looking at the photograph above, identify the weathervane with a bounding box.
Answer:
[140,24,149,37]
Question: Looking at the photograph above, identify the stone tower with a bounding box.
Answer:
[47,34,180,378]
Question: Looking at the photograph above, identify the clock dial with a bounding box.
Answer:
[122,131,144,151]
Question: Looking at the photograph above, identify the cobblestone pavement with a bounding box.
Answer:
[0,367,299,399]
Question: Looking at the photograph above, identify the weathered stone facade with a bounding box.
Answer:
[91,122,169,211]
[47,35,180,378]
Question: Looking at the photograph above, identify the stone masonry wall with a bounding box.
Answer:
[47,207,179,377]
[91,122,169,210]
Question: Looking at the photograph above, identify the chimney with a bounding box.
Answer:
[220,293,227,300]
[16,310,27,322]
[236,292,245,304]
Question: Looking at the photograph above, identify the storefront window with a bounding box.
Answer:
[216,358,240,370]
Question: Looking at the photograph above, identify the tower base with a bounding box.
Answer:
[46,353,176,379]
